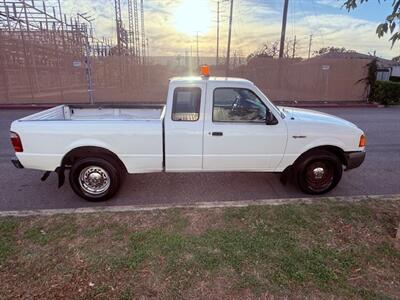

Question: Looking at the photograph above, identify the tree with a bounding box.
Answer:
[247,40,296,61]
[314,46,355,55]
[247,41,280,61]
[344,0,400,46]
[357,58,378,99]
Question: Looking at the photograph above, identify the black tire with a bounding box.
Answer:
[69,157,122,201]
[295,150,343,195]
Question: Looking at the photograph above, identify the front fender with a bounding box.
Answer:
[274,137,346,172]
[297,137,346,156]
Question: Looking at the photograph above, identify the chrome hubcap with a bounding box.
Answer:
[79,166,110,195]
[306,161,334,192]
[312,167,325,180]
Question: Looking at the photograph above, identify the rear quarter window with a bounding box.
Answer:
[172,87,201,122]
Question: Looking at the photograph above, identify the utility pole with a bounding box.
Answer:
[225,0,234,76]
[216,1,220,65]
[308,34,313,59]
[292,35,296,58]
[279,0,289,58]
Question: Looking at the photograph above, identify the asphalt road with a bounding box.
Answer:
[0,107,399,211]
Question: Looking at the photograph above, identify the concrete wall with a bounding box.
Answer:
[0,49,370,104]
[232,57,370,102]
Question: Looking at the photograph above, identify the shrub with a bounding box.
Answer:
[370,80,400,105]
[389,76,400,82]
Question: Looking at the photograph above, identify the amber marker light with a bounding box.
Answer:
[359,134,366,147]
[200,65,210,77]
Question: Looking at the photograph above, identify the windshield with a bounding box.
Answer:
[253,86,286,119]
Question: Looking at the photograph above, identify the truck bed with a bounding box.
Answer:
[12,104,166,174]
[19,104,165,121]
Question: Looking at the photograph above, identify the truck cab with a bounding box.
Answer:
[165,76,287,172]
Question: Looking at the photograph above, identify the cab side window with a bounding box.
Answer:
[213,88,268,123]
[172,87,201,122]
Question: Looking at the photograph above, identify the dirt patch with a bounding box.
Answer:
[183,208,225,235]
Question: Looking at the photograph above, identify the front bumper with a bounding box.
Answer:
[345,151,366,170]
[11,157,24,169]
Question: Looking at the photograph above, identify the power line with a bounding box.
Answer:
[291,0,296,41]
[310,0,325,49]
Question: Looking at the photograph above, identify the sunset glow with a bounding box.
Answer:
[39,0,399,58]
[172,0,212,35]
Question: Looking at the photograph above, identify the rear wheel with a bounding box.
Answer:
[69,157,122,201]
[295,150,343,195]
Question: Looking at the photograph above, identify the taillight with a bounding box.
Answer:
[10,132,23,152]
[359,134,366,148]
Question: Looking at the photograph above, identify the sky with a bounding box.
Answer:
[48,0,400,59]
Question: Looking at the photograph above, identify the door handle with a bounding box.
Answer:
[211,132,223,136]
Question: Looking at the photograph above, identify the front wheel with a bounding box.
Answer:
[295,150,343,195]
[69,157,122,201]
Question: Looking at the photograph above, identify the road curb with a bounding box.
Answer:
[0,194,399,217]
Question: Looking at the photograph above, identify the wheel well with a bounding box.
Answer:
[294,146,347,167]
[61,146,127,173]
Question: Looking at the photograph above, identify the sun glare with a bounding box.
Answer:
[172,0,212,36]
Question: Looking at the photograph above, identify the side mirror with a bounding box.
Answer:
[266,111,278,125]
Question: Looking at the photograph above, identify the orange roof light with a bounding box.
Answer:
[200,65,210,77]
[359,134,366,147]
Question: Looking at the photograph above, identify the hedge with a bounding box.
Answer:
[370,80,400,105]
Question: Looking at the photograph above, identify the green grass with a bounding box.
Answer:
[0,199,399,299]
[83,222,127,240]
[24,220,77,245]
[121,222,353,294]
[118,288,133,300]
[0,218,18,264]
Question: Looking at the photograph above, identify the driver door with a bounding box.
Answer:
[203,86,287,171]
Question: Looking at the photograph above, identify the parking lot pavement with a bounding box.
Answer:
[0,107,399,211]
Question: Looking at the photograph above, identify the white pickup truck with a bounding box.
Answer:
[10,75,366,201]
